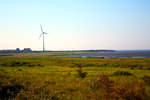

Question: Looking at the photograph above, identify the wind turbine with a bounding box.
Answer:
[39,24,48,52]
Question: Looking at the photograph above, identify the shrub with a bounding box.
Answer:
[71,63,85,68]
[88,74,148,100]
[18,69,22,71]
[76,64,87,78]
[142,75,150,85]
[77,69,87,78]
[1,61,44,67]
[88,74,114,99]
[147,67,150,70]
[0,84,24,99]
[113,81,147,100]
[88,74,114,91]
[112,71,132,76]
[130,66,134,70]
[0,76,24,99]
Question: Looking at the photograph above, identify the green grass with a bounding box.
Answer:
[0,53,150,100]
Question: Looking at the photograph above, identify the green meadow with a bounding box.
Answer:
[0,53,150,100]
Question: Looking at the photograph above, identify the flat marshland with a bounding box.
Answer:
[0,53,150,100]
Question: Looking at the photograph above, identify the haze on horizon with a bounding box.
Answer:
[0,0,150,50]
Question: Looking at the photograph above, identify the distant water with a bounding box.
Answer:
[57,50,150,58]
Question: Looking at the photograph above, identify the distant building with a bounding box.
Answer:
[16,48,20,52]
[0,48,32,53]
[0,49,17,53]
[22,48,32,53]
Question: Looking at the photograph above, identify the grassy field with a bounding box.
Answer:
[0,53,150,100]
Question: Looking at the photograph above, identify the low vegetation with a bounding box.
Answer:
[112,71,132,76]
[0,53,150,100]
[76,65,88,78]
[142,75,150,85]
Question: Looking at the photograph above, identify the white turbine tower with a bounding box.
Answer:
[39,24,48,52]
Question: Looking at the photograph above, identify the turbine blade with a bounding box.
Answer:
[39,33,43,39]
[40,24,43,32]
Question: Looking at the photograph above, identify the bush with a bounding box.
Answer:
[71,63,85,68]
[76,64,87,78]
[113,81,147,100]
[142,75,150,85]
[147,67,150,70]
[88,74,114,92]
[1,61,44,67]
[18,69,22,71]
[112,71,132,76]
[0,76,24,99]
[88,74,148,100]
[77,69,87,78]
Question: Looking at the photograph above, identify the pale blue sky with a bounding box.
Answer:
[0,0,150,50]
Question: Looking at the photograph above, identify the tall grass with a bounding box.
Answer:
[0,54,150,99]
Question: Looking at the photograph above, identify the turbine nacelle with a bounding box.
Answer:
[43,32,48,34]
